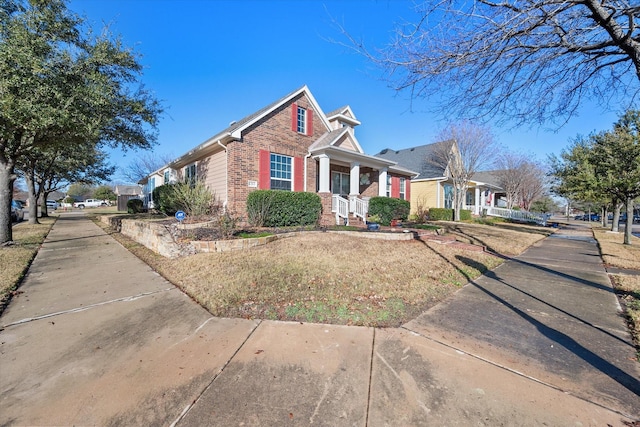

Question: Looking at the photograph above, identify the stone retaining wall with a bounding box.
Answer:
[100,215,479,257]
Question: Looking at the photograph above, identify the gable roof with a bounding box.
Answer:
[171,85,332,167]
[326,105,361,127]
[375,140,454,180]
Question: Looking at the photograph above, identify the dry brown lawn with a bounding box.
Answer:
[0,218,55,311]
[592,227,640,270]
[100,219,551,327]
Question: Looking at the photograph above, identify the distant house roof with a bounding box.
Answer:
[375,140,454,180]
[115,185,143,196]
[471,170,503,188]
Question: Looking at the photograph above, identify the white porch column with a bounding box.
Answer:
[318,154,330,193]
[349,162,360,196]
[379,168,388,197]
[475,187,481,215]
[480,187,486,208]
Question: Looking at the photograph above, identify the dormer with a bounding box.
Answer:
[326,105,361,131]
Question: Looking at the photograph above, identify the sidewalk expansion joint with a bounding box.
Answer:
[169,319,263,427]
[400,325,637,421]
[1,288,174,328]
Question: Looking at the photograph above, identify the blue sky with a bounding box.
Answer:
[68,0,622,183]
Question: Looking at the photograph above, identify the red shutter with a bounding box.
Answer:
[291,103,298,132]
[294,157,304,191]
[391,176,400,198]
[259,150,271,189]
[307,109,313,136]
[405,179,411,201]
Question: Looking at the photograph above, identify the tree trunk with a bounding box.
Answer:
[0,158,16,244]
[624,198,633,245]
[611,202,623,232]
[24,172,40,225]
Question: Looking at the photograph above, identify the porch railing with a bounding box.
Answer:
[350,196,368,221]
[332,195,350,225]
[486,207,551,226]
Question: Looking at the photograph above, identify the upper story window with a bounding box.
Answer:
[296,106,307,134]
[163,170,170,184]
[185,163,197,186]
[270,153,292,191]
[399,178,406,200]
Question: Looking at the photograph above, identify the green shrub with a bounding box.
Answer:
[152,184,177,215]
[368,197,410,226]
[460,209,472,221]
[152,181,216,217]
[127,198,144,214]
[247,190,321,227]
[428,208,454,221]
[428,208,472,221]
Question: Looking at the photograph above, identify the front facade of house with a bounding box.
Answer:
[375,143,505,217]
[140,86,416,224]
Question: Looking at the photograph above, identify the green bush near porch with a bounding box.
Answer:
[368,197,410,226]
[428,208,472,221]
[247,190,321,227]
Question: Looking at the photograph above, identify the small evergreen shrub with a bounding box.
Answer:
[153,184,177,215]
[428,208,454,221]
[127,198,144,214]
[368,197,410,226]
[428,208,472,221]
[247,190,321,227]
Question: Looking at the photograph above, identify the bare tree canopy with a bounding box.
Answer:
[494,152,546,210]
[345,0,640,127]
[430,121,499,220]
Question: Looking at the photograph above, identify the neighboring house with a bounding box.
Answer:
[140,85,416,225]
[114,185,144,212]
[375,142,505,216]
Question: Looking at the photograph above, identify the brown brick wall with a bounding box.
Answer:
[226,93,325,219]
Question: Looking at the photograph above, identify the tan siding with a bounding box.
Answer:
[335,137,356,151]
[410,181,441,214]
[200,150,227,205]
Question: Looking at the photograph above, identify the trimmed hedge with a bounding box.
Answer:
[368,197,410,226]
[247,190,322,227]
[428,208,472,221]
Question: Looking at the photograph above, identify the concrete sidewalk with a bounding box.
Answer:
[0,213,638,426]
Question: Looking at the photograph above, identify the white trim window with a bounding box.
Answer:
[296,106,307,134]
[185,163,197,186]
[386,174,392,197]
[270,153,292,191]
[399,178,406,200]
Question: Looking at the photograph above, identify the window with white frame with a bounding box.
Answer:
[331,171,350,196]
[399,177,406,200]
[296,106,306,134]
[163,170,170,184]
[270,153,292,191]
[185,163,196,186]
[386,174,392,197]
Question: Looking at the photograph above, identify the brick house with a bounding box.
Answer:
[140,86,416,225]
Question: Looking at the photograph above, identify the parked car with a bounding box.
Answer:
[581,213,600,221]
[11,200,24,222]
[573,214,584,220]
[46,200,58,210]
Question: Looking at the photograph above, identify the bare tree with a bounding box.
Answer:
[120,151,174,184]
[494,152,546,210]
[339,1,640,127]
[518,160,548,211]
[431,121,499,220]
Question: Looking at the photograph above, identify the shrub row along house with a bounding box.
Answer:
[140,85,417,225]
[140,85,507,223]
